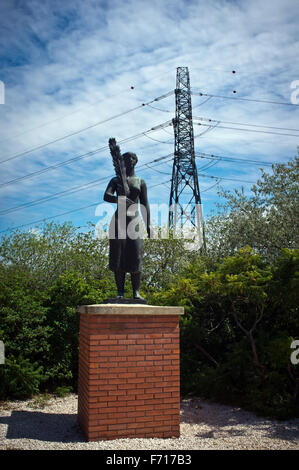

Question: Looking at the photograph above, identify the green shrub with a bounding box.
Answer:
[0,220,298,419]
[54,386,73,397]
[0,356,44,399]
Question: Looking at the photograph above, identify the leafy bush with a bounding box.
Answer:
[0,357,44,399]
[0,172,298,420]
[44,270,102,388]
[155,247,299,419]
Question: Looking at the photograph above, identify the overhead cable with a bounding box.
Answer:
[191,90,299,107]
[195,122,299,138]
[0,178,172,234]
[193,116,299,133]
[0,121,173,188]
[0,91,174,165]
[0,153,174,215]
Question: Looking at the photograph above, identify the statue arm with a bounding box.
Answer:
[104,177,135,206]
[103,178,118,203]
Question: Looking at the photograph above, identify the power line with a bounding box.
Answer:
[197,159,219,171]
[0,179,172,234]
[2,149,274,216]
[193,116,299,133]
[149,179,171,189]
[0,202,101,234]
[195,152,277,167]
[0,89,130,147]
[0,147,284,216]
[146,103,172,113]
[1,71,295,234]
[195,122,220,138]
[0,153,174,215]
[2,102,288,191]
[0,106,140,164]
[0,176,109,215]
[0,68,176,146]
[0,146,107,188]
[142,154,219,176]
[144,164,170,175]
[191,90,299,107]
[0,121,173,188]
[192,96,213,109]
[198,173,254,184]
[142,133,172,144]
[201,181,220,193]
[195,122,299,138]
[0,91,174,165]
[0,170,258,234]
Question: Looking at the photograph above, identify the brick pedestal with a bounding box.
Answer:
[77,304,184,441]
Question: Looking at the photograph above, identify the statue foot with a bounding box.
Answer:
[133,291,145,301]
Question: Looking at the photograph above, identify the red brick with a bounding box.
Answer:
[129,411,146,418]
[127,378,145,384]
[78,309,182,441]
[127,399,145,406]
[117,383,136,390]
[118,339,136,345]
[119,372,136,379]
[135,415,154,423]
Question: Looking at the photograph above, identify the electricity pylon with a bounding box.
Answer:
[168,66,206,251]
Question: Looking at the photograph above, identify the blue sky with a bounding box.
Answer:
[0,0,298,234]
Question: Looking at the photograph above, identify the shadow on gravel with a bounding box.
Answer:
[262,422,299,443]
[0,411,85,443]
[180,400,299,443]
[1,401,298,445]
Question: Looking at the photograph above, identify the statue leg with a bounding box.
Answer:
[114,270,126,298]
[131,272,144,300]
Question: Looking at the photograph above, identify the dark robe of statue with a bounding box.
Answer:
[103,152,150,301]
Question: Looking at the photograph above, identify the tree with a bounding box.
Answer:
[202,247,272,373]
[205,153,299,260]
[0,221,112,288]
[153,246,299,418]
[142,232,191,295]
[44,270,103,387]
[0,264,50,399]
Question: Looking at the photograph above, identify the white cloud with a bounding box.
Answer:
[0,0,298,231]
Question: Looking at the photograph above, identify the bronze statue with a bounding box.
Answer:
[103,138,151,302]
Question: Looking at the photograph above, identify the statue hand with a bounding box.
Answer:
[117,195,135,207]
[126,197,135,207]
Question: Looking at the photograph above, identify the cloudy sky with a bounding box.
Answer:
[0,0,298,234]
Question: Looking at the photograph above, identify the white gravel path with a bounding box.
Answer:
[0,394,298,450]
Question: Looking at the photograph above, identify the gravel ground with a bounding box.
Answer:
[0,394,298,450]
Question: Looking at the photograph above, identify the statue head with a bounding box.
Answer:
[123,152,138,165]
[123,152,138,172]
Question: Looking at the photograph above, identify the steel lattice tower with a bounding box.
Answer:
[168,67,205,249]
